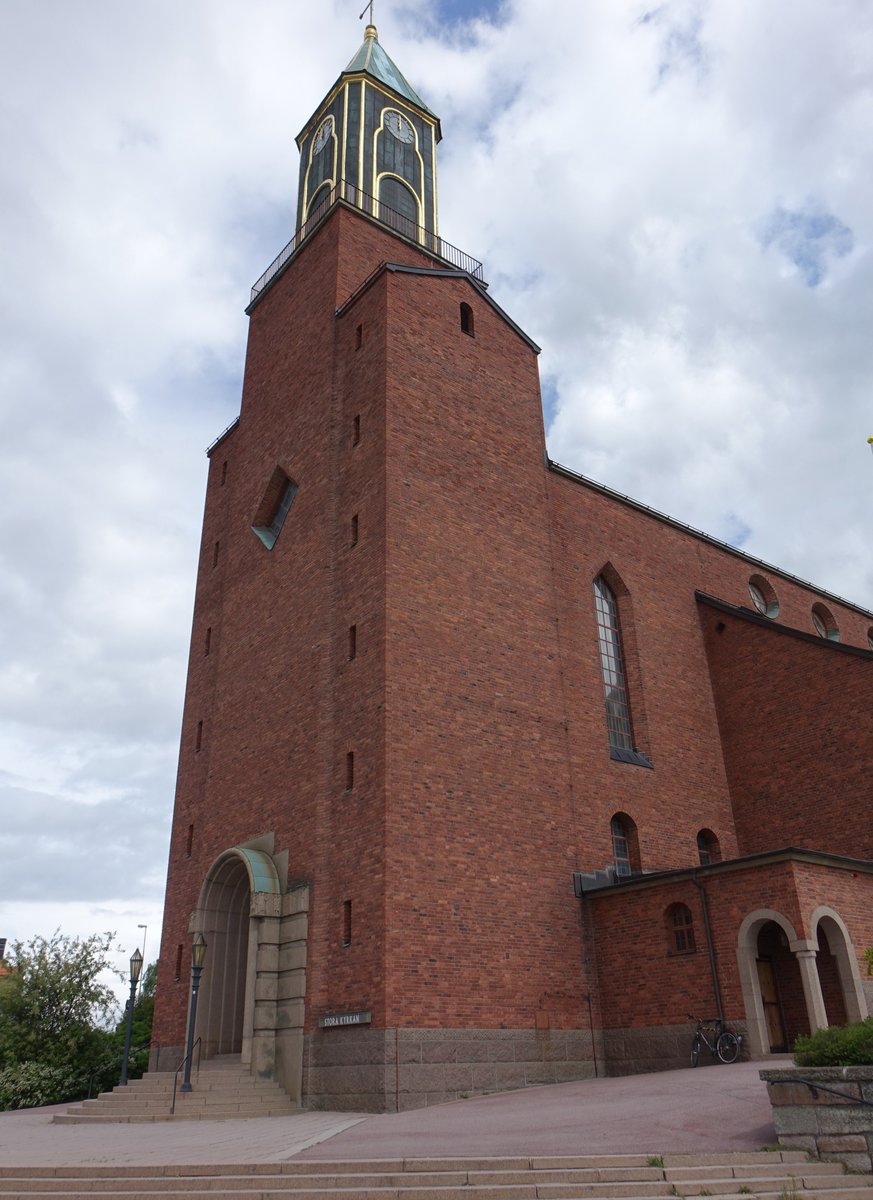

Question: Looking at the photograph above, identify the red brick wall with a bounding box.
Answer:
[699,603,873,859]
[378,268,589,1029]
[153,209,448,1049]
[588,858,873,1034]
[546,470,872,883]
[154,198,873,1059]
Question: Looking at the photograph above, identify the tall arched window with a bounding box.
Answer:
[307,183,332,223]
[460,302,475,336]
[593,576,651,766]
[378,176,419,241]
[594,577,631,752]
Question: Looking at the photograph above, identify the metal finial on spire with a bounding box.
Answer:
[359,1,375,23]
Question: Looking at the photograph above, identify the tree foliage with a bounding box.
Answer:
[0,931,125,1109]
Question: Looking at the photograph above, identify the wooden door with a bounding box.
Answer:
[757,956,788,1051]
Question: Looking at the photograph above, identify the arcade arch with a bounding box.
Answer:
[737,905,868,1057]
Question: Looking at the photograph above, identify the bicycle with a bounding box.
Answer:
[688,1014,742,1066]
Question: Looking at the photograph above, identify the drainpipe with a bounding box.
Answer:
[693,873,724,1024]
[585,992,599,1078]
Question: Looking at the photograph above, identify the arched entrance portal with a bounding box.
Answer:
[196,853,254,1058]
[737,909,820,1057]
[755,921,809,1051]
[193,847,283,1066]
[189,844,310,1104]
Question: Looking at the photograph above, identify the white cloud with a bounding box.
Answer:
[1,0,872,966]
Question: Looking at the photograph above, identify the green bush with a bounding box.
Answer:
[0,1062,82,1111]
[793,1017,873,1066]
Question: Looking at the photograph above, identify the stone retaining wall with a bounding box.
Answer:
[760,1065,873,1174]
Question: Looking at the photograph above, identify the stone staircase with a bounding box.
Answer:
[52,1055,298,1123]
[1,1153,871,1200]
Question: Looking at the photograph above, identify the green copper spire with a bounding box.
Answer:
[345,24,436,117]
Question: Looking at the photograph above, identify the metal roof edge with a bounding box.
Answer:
[380,263,541,353]
[548,459,873,622]
[206,416,241,457]
[695,591,873,657]
[583,846,873,899]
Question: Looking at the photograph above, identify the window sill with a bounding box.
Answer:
[610,747,653,768]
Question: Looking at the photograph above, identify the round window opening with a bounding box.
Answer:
[812,602,840,642]
[748,575,779,619]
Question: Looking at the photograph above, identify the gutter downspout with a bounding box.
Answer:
[693,873,724,1024]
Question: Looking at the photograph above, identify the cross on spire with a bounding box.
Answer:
[359,1,375,22]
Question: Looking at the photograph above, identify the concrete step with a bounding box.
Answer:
[53,1063,299,1124]
[0,1153,863,1199]
[1,1185,868,1195]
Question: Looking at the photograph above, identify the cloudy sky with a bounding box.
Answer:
[2,0,871,1004]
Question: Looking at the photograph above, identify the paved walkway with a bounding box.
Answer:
[0,1060,777,1167]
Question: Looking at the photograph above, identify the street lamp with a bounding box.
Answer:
[119,947,144,1086]
[180,933,207,1093]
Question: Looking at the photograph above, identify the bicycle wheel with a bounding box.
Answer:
[716,1030,740,1064]
[691,1034,701,1067]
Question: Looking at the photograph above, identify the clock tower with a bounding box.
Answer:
[294,22,440,242]
[154,20,573,1114]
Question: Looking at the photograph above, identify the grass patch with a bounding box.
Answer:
[647,1156,665,1168]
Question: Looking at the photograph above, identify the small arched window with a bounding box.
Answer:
[748,574,780,619]
[611,813,640,878]
[812,602,840,642]
[697,829,721,866]
[667,903,696,954]
[460,302,475,337]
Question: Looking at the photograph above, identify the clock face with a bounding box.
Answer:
[384,110,414,144]
[313,117,334,155]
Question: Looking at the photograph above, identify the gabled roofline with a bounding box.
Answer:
[549,459,873,621]
[336,261,542,354]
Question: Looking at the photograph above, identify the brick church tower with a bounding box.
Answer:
[153,22,590,1109]
[153,22,873,1110]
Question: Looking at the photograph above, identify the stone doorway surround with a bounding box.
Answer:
[189,838,309,1104]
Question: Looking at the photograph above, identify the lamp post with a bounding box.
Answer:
[180,933,207,1093]
[119,947,144,1086]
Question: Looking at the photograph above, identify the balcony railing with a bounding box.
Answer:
[250,180,484,304]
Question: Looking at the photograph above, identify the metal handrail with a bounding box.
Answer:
[250,179,484,303]
[793,1076,873,1107]
[170,1036,201,1115]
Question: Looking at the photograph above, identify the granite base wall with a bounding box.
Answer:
[303,1027,596,1112]
[761,1065,873,1174]
[601,1022,748,1076]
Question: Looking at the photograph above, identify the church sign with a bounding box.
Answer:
[318,1010,372,1029]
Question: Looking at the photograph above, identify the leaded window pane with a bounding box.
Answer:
[593,578,633,753]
